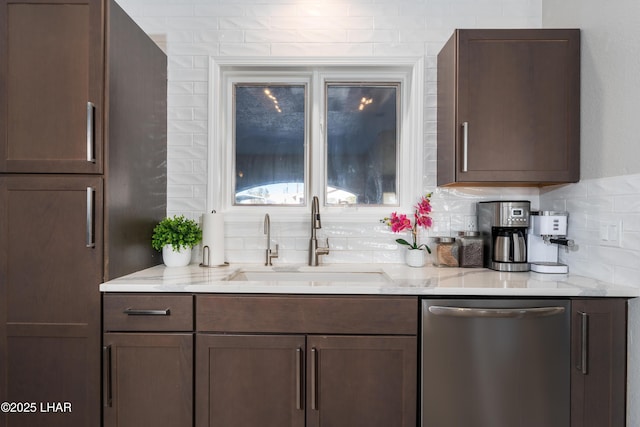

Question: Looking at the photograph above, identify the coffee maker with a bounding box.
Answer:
[478,201,531,272]
[527,211,574,273]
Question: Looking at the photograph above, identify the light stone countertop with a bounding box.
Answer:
[99,263,640,298]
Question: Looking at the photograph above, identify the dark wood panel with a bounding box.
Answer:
[103,294,193,332]
[104,333,193,427]
[307,335,417,427]
[196,334,305,427]
[0,0,103,173]
[2,324,99,427]
[104,0,167,279]
[437,29,580,186]
[0,176,103,324]
[571,299,627,427]
[196,295,418,335]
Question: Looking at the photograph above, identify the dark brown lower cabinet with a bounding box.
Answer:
[103,333,193,427]
[306,335,416,427]
[196,333,416,427]
[571,298,627,427]
[0,176,103,427]
[196,334,306,427]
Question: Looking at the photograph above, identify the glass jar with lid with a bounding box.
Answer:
[434,237,459,267]
[457,231,484,268]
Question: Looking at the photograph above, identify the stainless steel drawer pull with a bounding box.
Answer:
[295,348,304,410]
[87,101,96,163]
[311,347,318,410]
[578,311,589,375]
[123,308,171,316]
[86,187,95,248]
[462,121,469,172]
[103,345,112,407]
[429,305,565,319]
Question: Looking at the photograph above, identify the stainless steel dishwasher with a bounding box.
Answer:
[422,299,570,427]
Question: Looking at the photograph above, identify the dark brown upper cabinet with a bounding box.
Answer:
[437,29,580,186]
[0,0,104,173]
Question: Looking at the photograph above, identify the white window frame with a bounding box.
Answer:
[208,57,424,223]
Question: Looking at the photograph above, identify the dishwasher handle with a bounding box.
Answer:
[428,305,565,319]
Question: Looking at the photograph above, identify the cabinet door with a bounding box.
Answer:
[103,333,193,427]
[196,334,305,427]
[0,0,103,173]
[307,335,416,427]
[0,175,103,426]
[571,299,627,427]
[438,29,580,185]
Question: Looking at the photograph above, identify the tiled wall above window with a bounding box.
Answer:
[115,0,543,264]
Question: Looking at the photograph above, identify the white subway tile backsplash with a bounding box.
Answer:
[271,42,373,56]
[119,0,640,275]
[541,173,640,288]
[347,29,398,43]
[220,43,272,56]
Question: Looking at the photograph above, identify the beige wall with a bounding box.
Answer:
[543,0,640,179]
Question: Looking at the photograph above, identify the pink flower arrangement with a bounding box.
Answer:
[381,193,433,252]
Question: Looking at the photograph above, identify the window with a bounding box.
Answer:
[209,58,424,218]
[325,83,399,206]
[234,84,306,206]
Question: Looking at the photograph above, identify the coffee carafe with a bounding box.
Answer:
[478,201,531,272]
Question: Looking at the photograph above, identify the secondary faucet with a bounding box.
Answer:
[308,196,329,266]
[264,213,279,266]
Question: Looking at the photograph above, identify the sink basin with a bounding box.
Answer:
[229,269,391,283]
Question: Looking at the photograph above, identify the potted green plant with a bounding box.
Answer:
[152,215,203,267]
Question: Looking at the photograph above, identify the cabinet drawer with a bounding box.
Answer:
[196,295,417,335]
[103,294,193,332]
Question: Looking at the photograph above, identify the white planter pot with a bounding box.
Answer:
[162,245,192,267]
[405,248,426,268]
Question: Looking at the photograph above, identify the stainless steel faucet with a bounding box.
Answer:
[308,196,329,266]
[264,213,279,266]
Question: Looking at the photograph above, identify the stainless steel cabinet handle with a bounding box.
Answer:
[86,187,95,248]
[311,347,318,410]
[87,102,96,163]
[462,121,469,172]
[428,305,565,318]
[578,311,589,375]
[123,308,171,316]
[103,345,112,407]
[296,348,303,410]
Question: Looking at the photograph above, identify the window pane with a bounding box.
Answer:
[234,84,306,205]
[326,84,399,206]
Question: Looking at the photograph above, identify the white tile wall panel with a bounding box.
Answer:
[166,134,193,146]
[347,30,398,43]
[219,16,271,30]
[167,146,207,160]
[194,30,244,43]
[271,42,373,56]
[219,43,272,56]
[168,159,194,174]
[168,81,195,94]
[168,185,194,199]
[194,4,245,17]
[373,42,426,56]
[168,94,208,107]
[163,17,219,30]
[168,108,194,121]
[169,120,207,134]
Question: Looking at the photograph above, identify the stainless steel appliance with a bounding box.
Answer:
[422,299,570,427]
[478,201,531,272]
[528,211,574,273]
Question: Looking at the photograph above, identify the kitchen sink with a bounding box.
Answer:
[228,269,391,283]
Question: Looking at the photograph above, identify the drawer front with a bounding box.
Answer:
[104,294,193,332]
[196,295,418,335]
